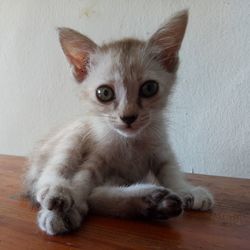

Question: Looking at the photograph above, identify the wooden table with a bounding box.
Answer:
[0,155,249,250]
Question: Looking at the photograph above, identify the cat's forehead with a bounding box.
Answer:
[91,39,146,83]
[87,38,169,92]
[100,38,145,59]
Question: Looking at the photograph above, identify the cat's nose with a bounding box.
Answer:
[120,115,138,125]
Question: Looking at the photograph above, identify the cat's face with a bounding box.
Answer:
[59,10,188,137]
[82,40,175,137]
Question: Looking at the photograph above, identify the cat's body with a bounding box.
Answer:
[25,11,214,235]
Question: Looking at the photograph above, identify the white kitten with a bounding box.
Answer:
[25,10,214,235]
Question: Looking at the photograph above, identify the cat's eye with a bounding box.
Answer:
[96,85,115,103]
[139,80,159,98]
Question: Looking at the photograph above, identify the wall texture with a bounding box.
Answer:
[0,0,249,178]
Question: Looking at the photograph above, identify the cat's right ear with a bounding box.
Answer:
[58,28,97,83]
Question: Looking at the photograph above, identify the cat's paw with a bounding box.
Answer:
[37,207,82,235]
[181,186,214,211]
[142,188,183,219]
[36,185,74,213]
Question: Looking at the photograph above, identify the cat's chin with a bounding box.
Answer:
[114,127,143,138]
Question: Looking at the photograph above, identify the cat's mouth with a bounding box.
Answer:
[113,123,145,137]
[116,128,140,137]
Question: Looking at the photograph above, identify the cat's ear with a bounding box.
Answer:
[58,28,97,83]
[147,10,188,72]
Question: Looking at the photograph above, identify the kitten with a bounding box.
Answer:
[24,10,214,235]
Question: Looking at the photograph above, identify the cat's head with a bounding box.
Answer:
[58,10,188,138]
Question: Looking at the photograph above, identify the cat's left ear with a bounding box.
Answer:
[58,28,97,83]
[147,10,188,72]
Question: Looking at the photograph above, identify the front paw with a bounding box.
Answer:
[142,188,183,219]
[37,207,82,235]
[182,186,214,211]
[36,185,74,213]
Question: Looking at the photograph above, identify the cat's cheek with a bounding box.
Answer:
[139,95,160,108]
[142,98,167,112]
[89,99,114,114]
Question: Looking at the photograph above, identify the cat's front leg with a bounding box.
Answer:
[88,184,183,219]
[157,162,214,211]
[36,167,97,235]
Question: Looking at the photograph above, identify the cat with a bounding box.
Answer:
[24,10,214,235]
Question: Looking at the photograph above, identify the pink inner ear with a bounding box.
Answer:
[149,37,181,73]
[62,49,90,83]
[58,27,97,83]
[73,64,87,83]
[153,38,181,72]
[68,54,88,83]
[163,56,179,73]
[150,33,185,72]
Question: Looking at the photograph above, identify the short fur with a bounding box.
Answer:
[25,10,214,235]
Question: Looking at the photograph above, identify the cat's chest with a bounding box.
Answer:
[98,138,156,182]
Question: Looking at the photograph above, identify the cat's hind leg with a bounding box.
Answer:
[88,183,183,219]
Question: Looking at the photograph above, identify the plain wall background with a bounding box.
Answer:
[0,0,250,178]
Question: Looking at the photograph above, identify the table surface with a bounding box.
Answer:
[0,155,250,250]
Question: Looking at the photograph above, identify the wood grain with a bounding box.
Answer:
[0,155,249,250]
